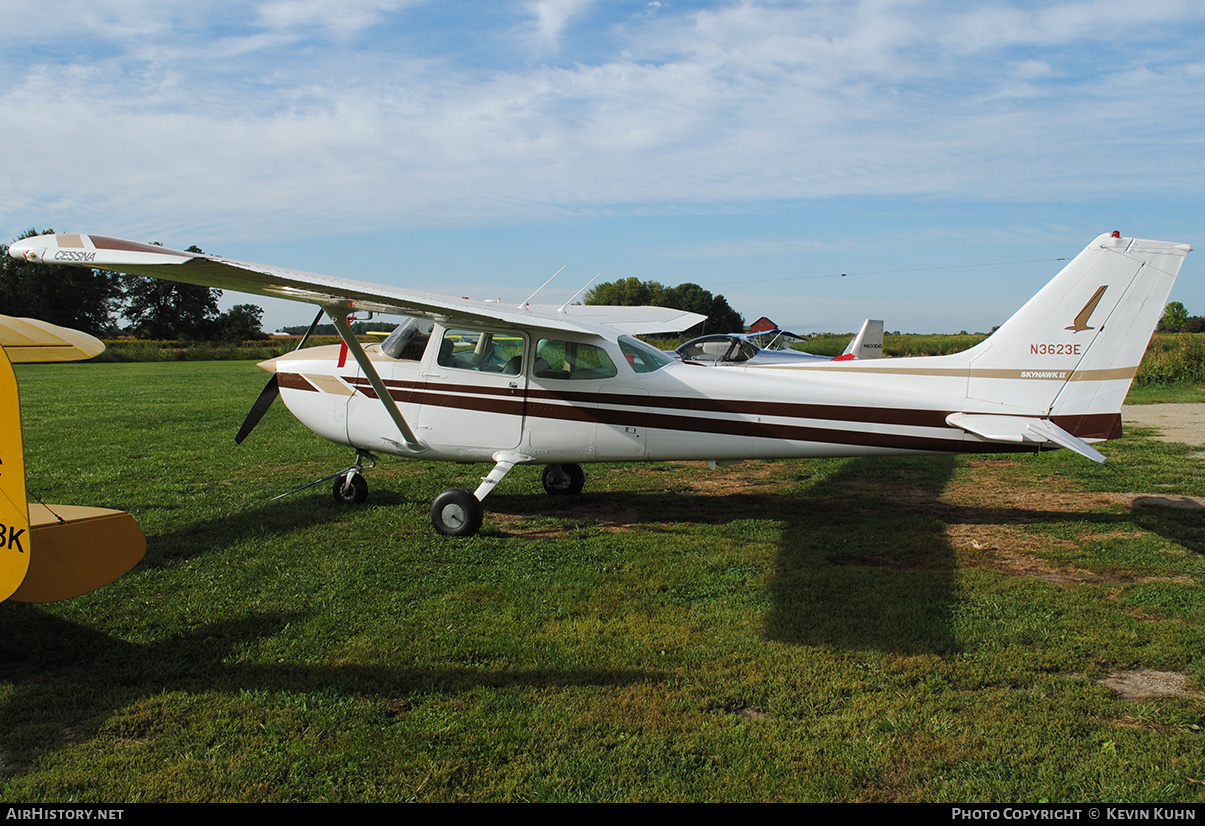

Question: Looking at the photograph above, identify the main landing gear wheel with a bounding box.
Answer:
[541,463,585,496]
[431,489,484,537]
[332,472,369,505]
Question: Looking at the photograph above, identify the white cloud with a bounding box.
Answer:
[256,0,424,38]
[526,0,595,49]
[2,1,1204,243]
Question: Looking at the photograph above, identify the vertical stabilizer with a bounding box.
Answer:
[841,319,884,359]
[961,233,1191,437]
[0,346,31,600]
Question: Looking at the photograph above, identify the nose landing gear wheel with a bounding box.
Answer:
[541,463,585,496]
[431,489,484,537]
[332,472,369,505]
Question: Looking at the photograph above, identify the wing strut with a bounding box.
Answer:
[328,309,426,453]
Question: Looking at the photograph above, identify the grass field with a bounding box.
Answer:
[3,361,1205,802]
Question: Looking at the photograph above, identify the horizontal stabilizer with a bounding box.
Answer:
[8,505,146,603]
[946,413,1106,463]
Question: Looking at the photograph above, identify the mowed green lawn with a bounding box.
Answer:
[3,361,1205,802]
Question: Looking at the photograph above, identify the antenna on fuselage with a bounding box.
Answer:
[557,272,602,314]
[519,265,567,309]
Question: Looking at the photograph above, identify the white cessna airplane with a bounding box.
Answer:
[9,231,1191,537]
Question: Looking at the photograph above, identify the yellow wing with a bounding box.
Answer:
[0,315,106,363]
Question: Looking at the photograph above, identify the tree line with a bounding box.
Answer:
[0,229,267,340]
[1159,302,1205,333]
[584,277,744,335]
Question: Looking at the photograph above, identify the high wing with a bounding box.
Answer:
[9,234,705,337]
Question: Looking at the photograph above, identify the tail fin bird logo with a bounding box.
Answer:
[1066,285,1107,332]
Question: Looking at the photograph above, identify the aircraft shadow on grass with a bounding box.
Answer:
[0,606,660,778]
[486,452,1204,655]
[104,447,1205,661]
[131,449,1205,660]
[2,453,1198,776]
[125,486,411,570]
[486,454,967,656]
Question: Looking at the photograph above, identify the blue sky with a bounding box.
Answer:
[2,0,1203,334]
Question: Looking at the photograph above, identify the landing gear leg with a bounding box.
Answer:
[430,454,520,537]
[332,451,375,505]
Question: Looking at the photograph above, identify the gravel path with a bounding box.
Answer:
[1122,404,1205,447]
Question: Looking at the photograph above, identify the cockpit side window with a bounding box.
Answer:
[733,340,760,362]
[619,336,674,373]
[534,339,617,380]
[436,328,525,373]
[677,337,725,363]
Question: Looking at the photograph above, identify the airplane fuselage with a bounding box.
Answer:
[270,323,1075,468]
[10,230,1189,536]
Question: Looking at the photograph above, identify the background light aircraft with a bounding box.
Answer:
[0,316,145,601]
[9,231,1191,537]
[674,318,884,366]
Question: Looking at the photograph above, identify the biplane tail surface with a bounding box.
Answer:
[0,316,145,603]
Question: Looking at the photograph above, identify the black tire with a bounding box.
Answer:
[431,489,484,537]
[332,472,369,505]
[541,463,585,496]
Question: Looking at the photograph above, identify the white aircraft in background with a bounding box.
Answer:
[674,318,884,365]
[10,231,1191,537]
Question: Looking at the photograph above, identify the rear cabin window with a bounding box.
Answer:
[436,329,525,374]
[534,339,618,380]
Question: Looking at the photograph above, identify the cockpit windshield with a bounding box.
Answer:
[380,317,433,360]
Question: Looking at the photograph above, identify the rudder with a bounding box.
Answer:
[962,233,1191,437]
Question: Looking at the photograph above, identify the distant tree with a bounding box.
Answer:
[0,229,123,335]
[1160,301,1189,332]
[122,244,222,339]
[584,278,744,335]
[276,321,394,336]
[584,277,668,308]
[215,304,268,341]
[1185,316,1205,334]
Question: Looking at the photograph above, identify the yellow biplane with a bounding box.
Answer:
[0,316,144,602]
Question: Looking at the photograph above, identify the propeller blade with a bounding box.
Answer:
[235,374,279,444]
[234,308,325,444]
[294,307,325,349]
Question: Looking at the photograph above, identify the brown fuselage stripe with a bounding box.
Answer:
[278,372,320,393]
[345,376,952,428]
[281,372,1122,452]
